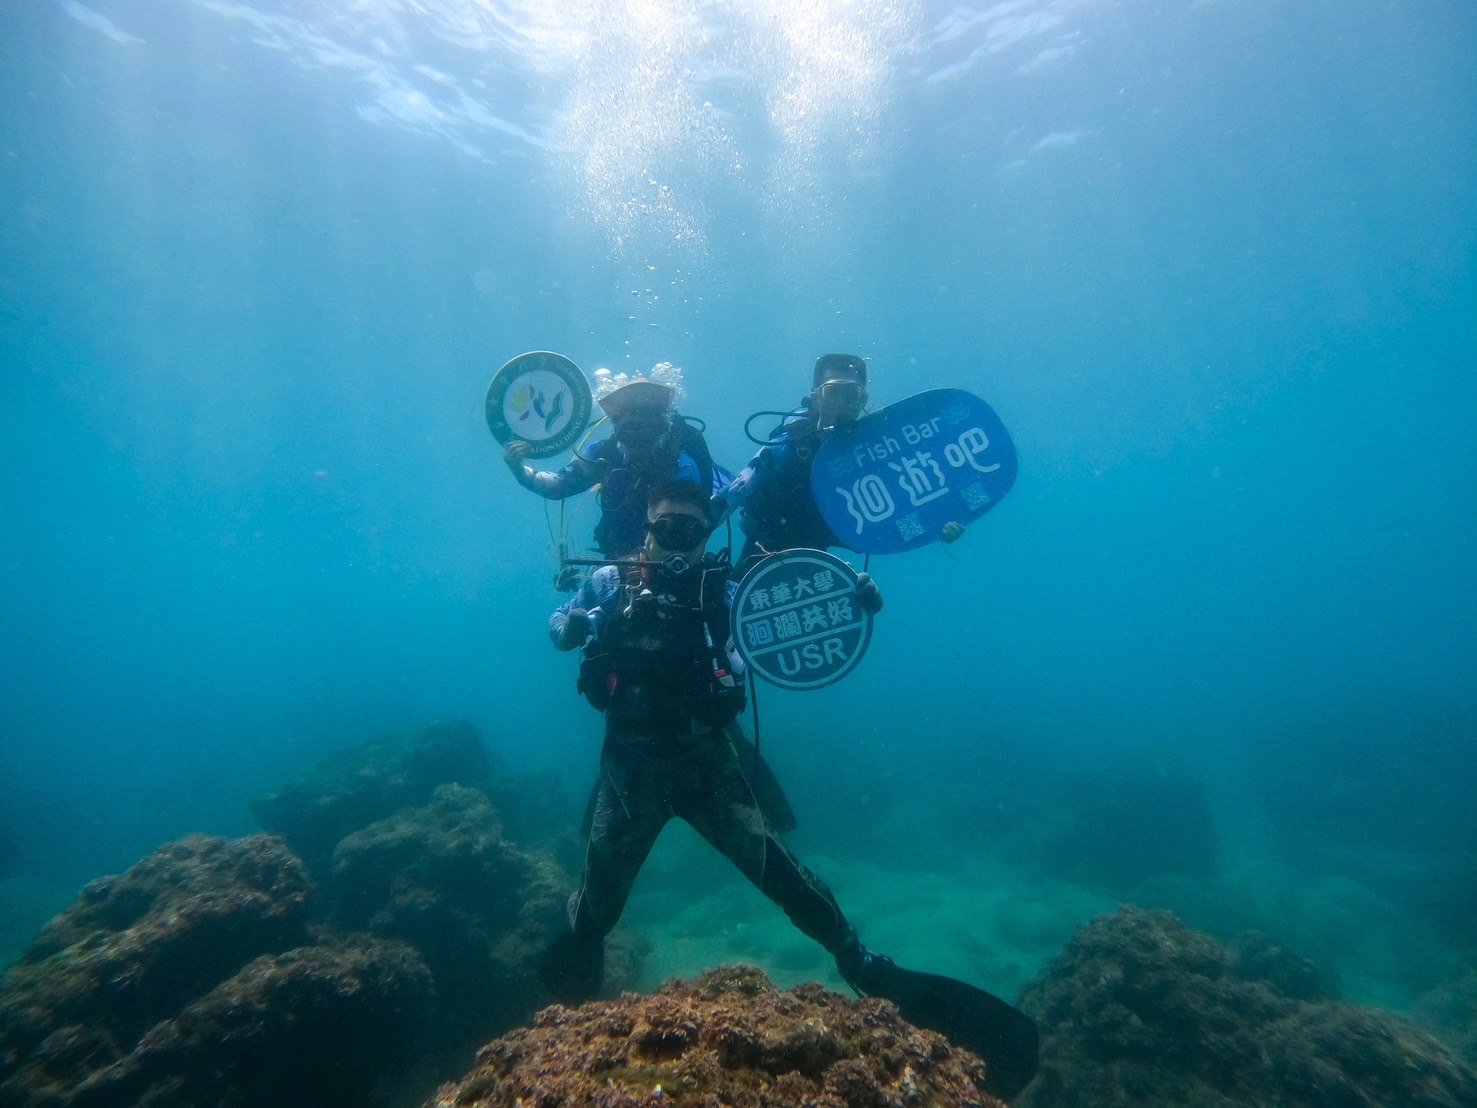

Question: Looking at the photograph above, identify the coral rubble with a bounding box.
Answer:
[1414,968,1477,1068]
[429,964,1006,1108]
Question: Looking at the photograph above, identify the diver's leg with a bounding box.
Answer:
[725,721,797,833]
[678,742,855,957]
[678,752,1040,1098]
[568,750,667,936]
[542,745,668,1003]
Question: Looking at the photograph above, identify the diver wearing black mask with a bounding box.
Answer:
[537,478,1036,1100]
[563,489,741,749]
[541,479,881,1019]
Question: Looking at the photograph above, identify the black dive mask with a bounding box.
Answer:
[646,513,709,553]
[615,412,665,450]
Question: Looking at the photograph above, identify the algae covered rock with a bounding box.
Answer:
[0,833,314,1086]
[1413,968,1477,1068]
[331,783,573,1041]
[1018,905,1477,1107]
[251,718,496,874]
[68,938,433,1107]
[429,964,1006,1108]
[0,834,435,1107]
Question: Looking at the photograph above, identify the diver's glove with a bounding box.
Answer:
[503,440,536,486]
[855,573,883,615]
[557,608,592,650]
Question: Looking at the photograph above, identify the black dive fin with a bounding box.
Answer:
[855,957,1039,1101]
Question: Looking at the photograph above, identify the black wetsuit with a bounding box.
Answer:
[723,419,846,570]
[550,559,854,956]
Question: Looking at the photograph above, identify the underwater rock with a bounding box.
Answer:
[1225,930,1333,1002]
[68,937,434,1107]
[250,718,582,877]
[250,718,497,874]
[1413,968,1477,1069]
[427,964,1006,1108]
[0,833,315,1103]
[1017,905,1477,1107]
[1038,765,1218,893]
[330,783,584,1044]
[0,834,442,1107]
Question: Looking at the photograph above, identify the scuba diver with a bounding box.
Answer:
[537,478,1039,1099]
[540,479,892,1005]
[504,365,731,561]
[723,353,964,571]
[723,353,867,568]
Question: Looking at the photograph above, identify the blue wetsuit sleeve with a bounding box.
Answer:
[519,439,607,499]
[710,460,734,498]
[716,448,764,521]
[671,449,733,520]
[722,576,745,677]
[550,565,620,648]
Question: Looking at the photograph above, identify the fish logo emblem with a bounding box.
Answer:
[511,385,569,433]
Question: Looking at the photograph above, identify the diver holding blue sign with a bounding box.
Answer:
[811,387,1017,556]
[721,354,869,569]
[721,355,967,572]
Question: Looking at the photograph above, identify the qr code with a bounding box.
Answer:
[960,482,992,510]
[896,514,924,540]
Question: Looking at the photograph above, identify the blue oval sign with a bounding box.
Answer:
[485,351,593,459]
[810,388,1017,555]
[733,549,873,690]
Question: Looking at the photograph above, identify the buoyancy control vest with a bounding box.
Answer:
[591,415,729,557]
[741,426,841,555]
[577,557,746,737]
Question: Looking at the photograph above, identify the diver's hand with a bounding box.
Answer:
[557,608,592,650]
[855,573,883,615]
[942,521,966,544]
[504,439,535,482]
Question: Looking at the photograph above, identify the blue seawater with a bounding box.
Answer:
[1,0,1473,1017]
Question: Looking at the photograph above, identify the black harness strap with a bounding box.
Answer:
[748,667,762,758]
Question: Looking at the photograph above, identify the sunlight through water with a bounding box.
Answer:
[190,0,921,253]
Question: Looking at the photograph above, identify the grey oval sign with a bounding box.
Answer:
[733,549,874,690]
